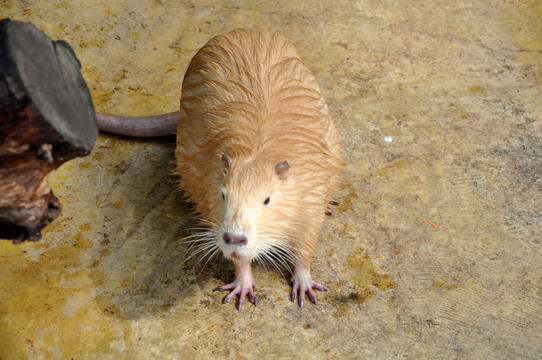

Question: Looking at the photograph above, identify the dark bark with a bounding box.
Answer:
[0,18,97,243]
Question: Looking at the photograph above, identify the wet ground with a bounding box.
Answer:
[1,1,541,359]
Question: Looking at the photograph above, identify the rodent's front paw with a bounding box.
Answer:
[213,281,257,311]
[290,274,329,308]
[213,266,256,311]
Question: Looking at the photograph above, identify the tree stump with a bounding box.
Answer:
[0,18,98,243]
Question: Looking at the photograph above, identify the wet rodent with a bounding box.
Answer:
[97,29,343,310]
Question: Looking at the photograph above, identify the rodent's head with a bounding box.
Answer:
[216,154,291,262]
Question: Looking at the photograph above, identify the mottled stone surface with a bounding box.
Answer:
[1,1,541,359]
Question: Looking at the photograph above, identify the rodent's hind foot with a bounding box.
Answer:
[290,276,329,308]
[213,261,256,311]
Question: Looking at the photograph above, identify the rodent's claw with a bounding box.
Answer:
[311,281,329,292]
[307,288,318,305]
[236,286,257,311]
[291,277,329,308]
[213,283,235,292]
[223,290,237,304]
[249,292,257,306]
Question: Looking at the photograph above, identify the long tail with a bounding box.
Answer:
[95,111,179,137]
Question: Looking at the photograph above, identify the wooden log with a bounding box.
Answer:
[0,18,98,243]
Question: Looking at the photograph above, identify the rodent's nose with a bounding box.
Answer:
[222,232,247,246]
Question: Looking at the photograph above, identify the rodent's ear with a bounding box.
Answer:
[221,154,232,169]
[275,160,290,181]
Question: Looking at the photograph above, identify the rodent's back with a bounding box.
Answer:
[175,29,342,223]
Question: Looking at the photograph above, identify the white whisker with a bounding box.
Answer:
[179,216,219,228]
[183,234,216,243]
[200,244,221,268]
[183,244,215,264]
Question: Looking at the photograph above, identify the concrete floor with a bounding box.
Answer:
[1,1,541,359]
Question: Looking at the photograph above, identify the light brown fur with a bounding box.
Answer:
[175,29,342,308]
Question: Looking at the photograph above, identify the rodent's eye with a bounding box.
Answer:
[263,197,270,206]
[222,192,225,200]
